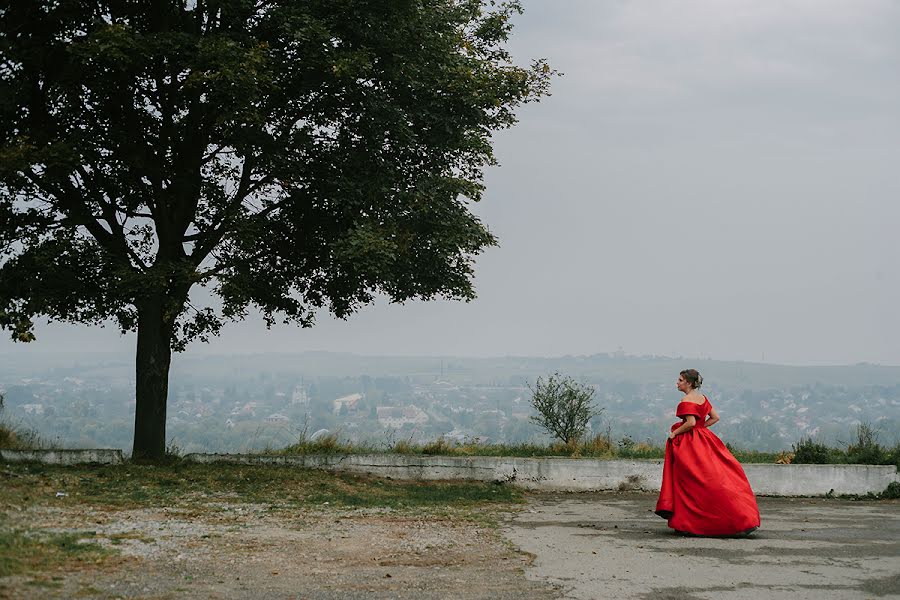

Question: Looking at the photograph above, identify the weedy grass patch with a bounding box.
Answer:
[271,435,789,463]
[303,477,519,509]
[0,530,112,578]
[0,420,48,451]
[0,462,524,512]
[0,462,525,581]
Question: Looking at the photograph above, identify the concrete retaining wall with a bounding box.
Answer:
[3,448,895,495]
[183,453,900,497]
[0,448,124,465]
[743,463,898,496]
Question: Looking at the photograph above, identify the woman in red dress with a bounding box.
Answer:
[655,369,760,536]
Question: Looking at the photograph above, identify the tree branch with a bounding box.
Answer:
[24,169,146,272]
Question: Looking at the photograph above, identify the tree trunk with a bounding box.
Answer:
[131,298,173,461]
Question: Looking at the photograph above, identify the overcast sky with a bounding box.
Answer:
[3,0,899,365]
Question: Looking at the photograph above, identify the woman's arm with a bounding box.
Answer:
[705,407,720,428]
[668,415,697,439]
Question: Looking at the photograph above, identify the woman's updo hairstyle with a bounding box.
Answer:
[680,369,703,389]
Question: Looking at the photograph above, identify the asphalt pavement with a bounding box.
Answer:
[504,492,900,600]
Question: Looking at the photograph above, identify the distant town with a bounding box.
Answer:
[2,352,899,454]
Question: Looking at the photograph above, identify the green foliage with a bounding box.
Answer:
[279,431,364,455]
[846,423,888,465]
[792,437,841,464]
[0,1,553,342]
[727,448,783,464]
[0,1,553,459]
[421,437,455,455]
[792,424,899,469]
[528,372,602,445]
[303,478,519,509]
[615,442,665,460]
[276,434,643,459]
[882,481,900,499]
[889,445,900,471]
[275,433,898,467]
[0,462,522,511]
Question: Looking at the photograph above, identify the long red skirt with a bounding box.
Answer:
[655,426,761,536]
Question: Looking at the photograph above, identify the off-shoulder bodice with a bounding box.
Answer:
[675,396,711,426]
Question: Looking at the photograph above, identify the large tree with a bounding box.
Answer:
[0,0,552,460]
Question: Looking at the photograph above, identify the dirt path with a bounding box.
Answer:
[1,501,559,600]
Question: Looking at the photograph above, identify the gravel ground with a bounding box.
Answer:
[5,487,899,600]
[1,500,559,599]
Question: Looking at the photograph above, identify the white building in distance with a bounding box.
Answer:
[333,393,363,414]
[377,405,429,428]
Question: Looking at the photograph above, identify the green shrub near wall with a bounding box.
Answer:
[792,424,900,470]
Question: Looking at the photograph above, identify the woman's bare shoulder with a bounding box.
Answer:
[681,393,706,405]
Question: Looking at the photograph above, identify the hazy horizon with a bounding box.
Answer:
[2,0,898,367]
[2,347,898,370]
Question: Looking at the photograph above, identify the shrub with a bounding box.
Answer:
[528,373,602,445]
[845,423,887,465]
[0,422,18,449]
[584,433,614,455]
[618,435,635,449]
[882,481,900,500]
[792,437,840,464]
[0,423,46,450]
[392,438,417,455]
[279,430,357,455]
[421,437,454,455]
[887,444,900,471]
[0,393,46,451]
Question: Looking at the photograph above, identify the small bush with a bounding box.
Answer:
[0,415,46,451]
[0,422,19,449]
[792,438,840,464]
[846,423,888,465]
[847,445,888,465]
[528,373,602,445]
[392,439,416,454]
[279,431,357,455]
[583,433,614,455]
[421,437,453,455]
[887,444,900,471]
[881,481,900,499]
[618,435,635,449]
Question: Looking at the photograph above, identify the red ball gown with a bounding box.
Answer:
[655,396,760,536]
